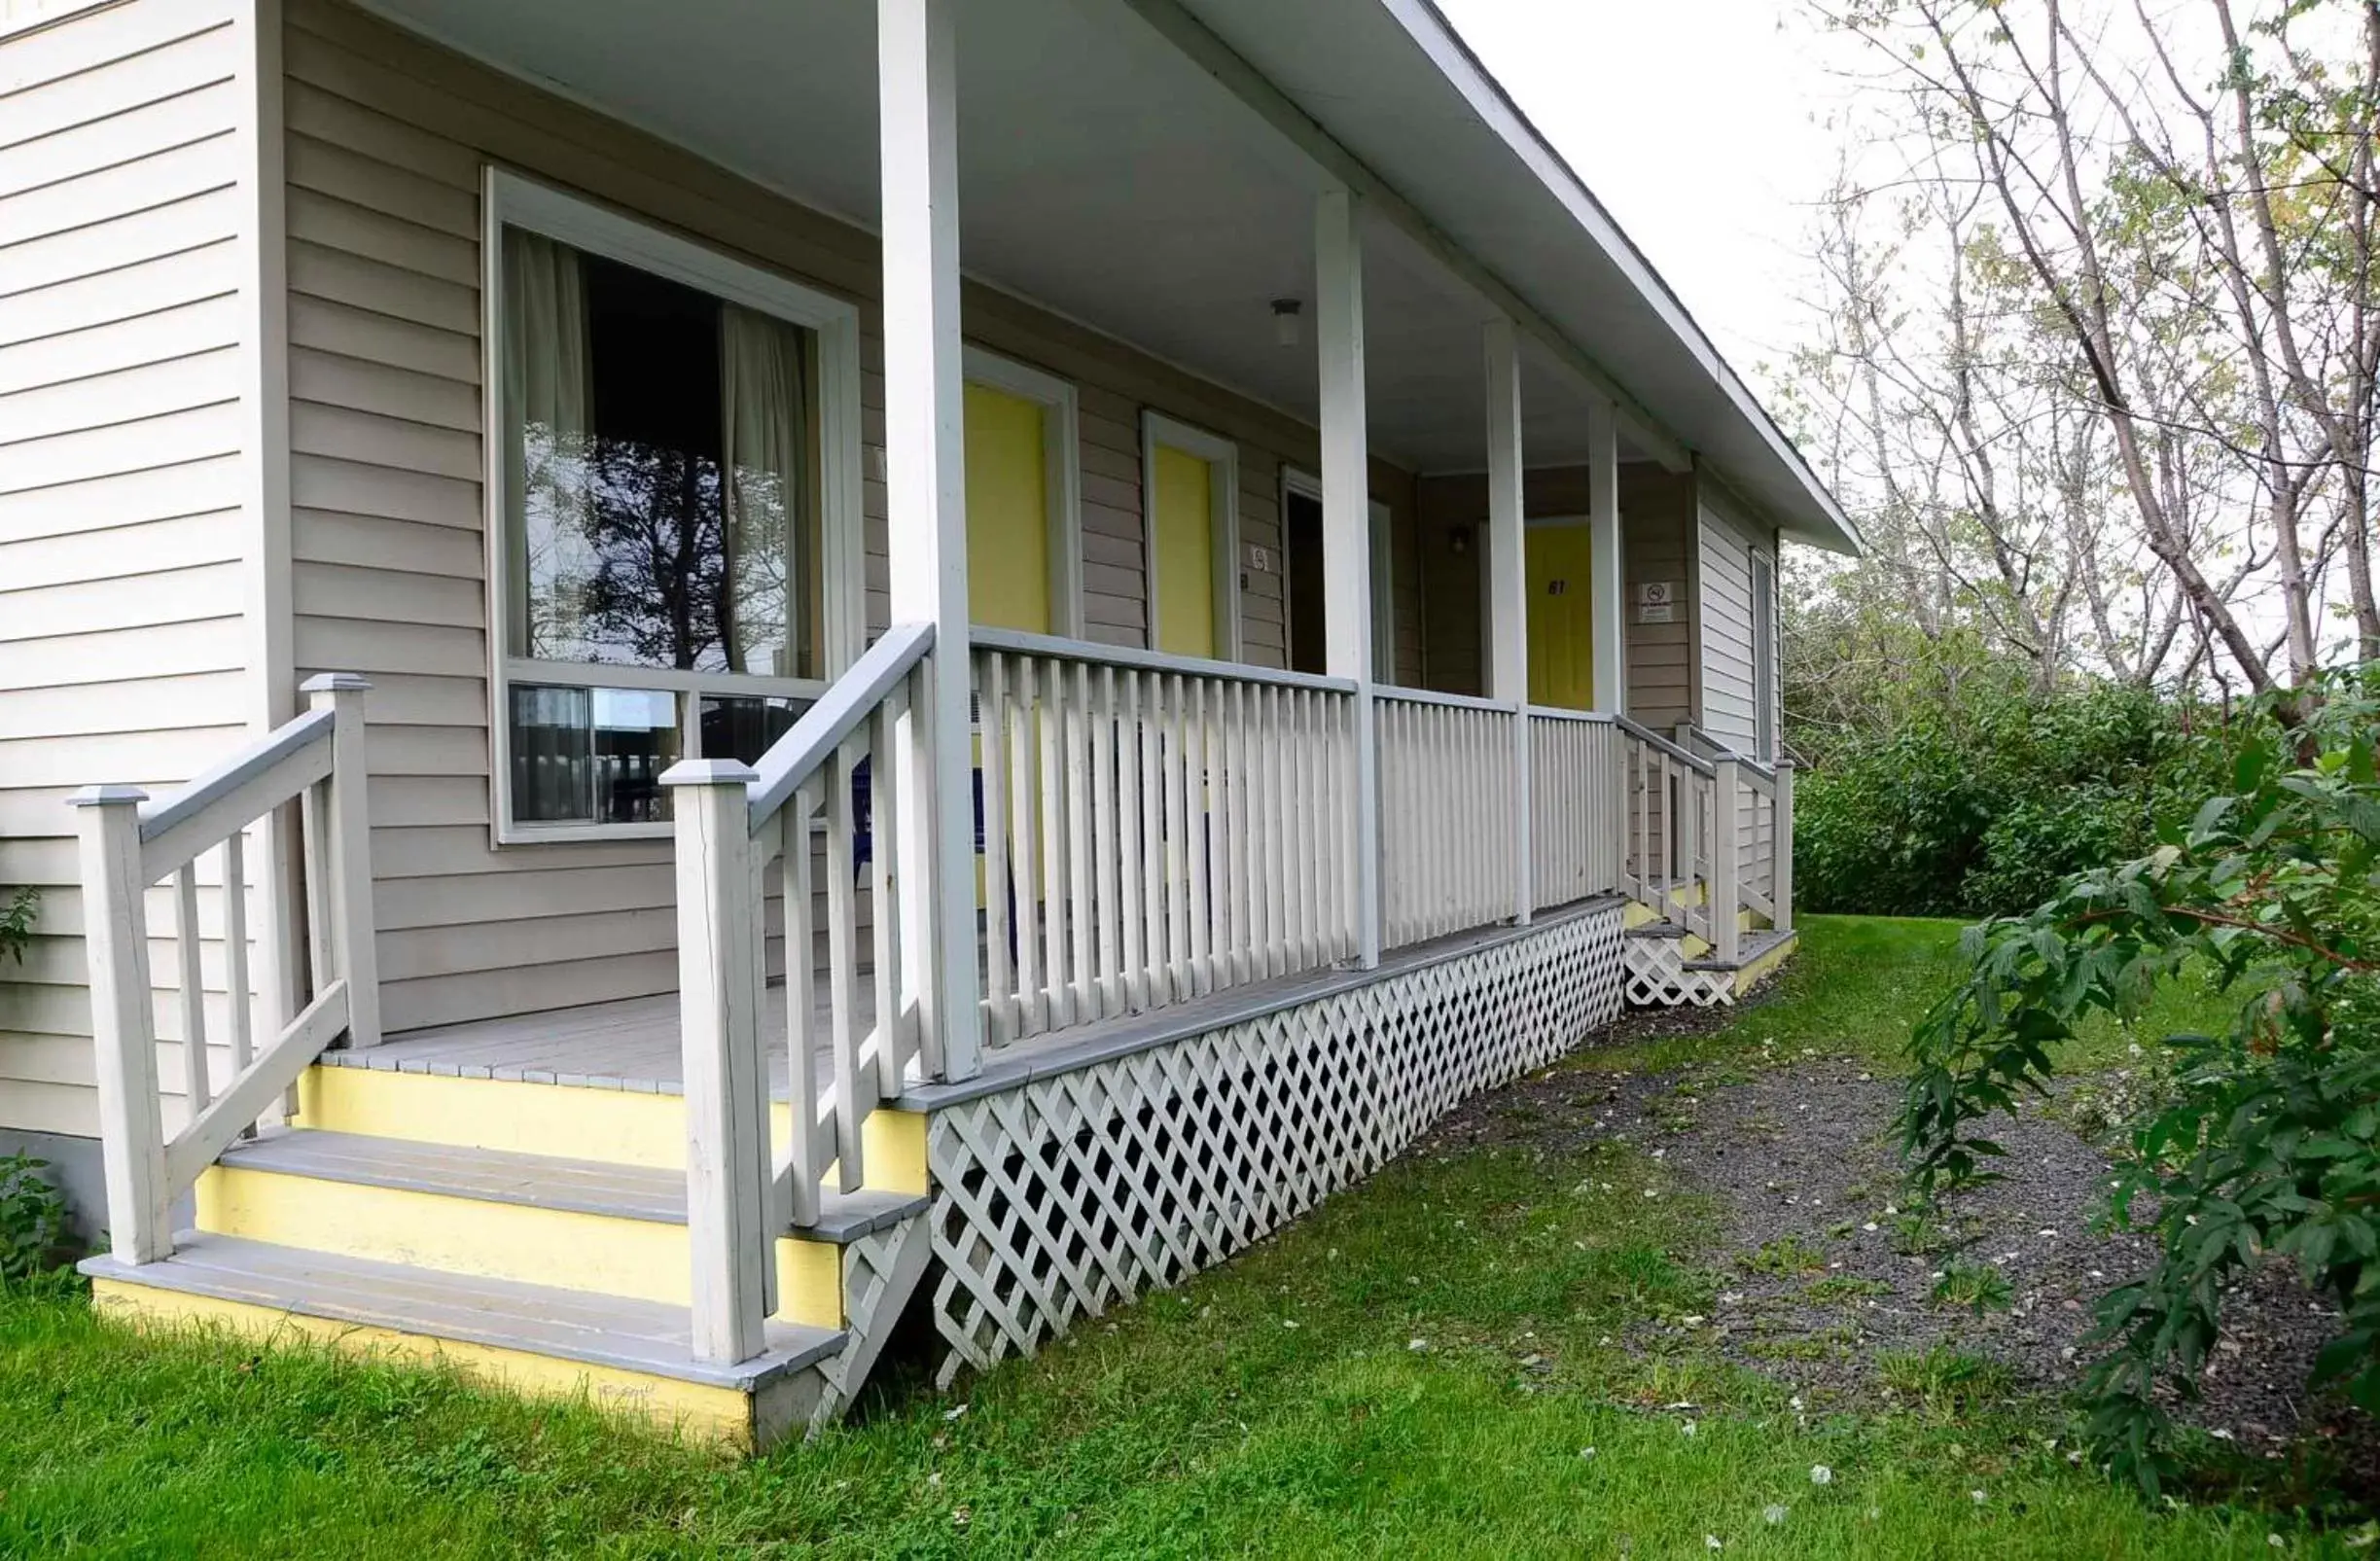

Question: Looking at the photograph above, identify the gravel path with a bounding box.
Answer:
[1424,997,2364,1472]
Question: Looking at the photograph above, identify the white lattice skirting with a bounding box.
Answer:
[925,904,1627,1383]
[1622,934,1734,1008]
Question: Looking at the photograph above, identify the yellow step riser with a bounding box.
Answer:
[195,1166,845,1330]
[294,1067,929,1195]
[89,1279,776,1448]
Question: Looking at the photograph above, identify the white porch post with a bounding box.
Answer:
[1316,187,1380,968]
[878,0,982,1080]
[68,784,169,1265]
[1586,397,1625,716]
[661,759,772,1365]
[1483,318,1531,924]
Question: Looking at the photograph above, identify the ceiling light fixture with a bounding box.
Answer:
[1271,298,1303,348]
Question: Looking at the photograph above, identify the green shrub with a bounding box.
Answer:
[0,1154,67,1284]
[0,886,33,968]
[1794,678,2221,919]
[1900,667,2380,1491]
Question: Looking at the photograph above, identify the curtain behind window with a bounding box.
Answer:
[720,304,810,679]
[503,229,593,659]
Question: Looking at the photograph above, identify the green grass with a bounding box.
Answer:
[0,917,2358,1557]
[1568,915,2239,1081]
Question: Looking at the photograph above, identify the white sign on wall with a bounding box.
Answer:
[1637,580,1675,623]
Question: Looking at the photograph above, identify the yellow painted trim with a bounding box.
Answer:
[196,1162,854,1330]
[965,382,1053,633]
[862,1109,929,1196]
[1622,901,1660,929]
[776,1238,843,1329]
[89,1277,761,1447]
[1732,932,1798,995]
[297,1067,709,1171]
[1152,444,1216,658]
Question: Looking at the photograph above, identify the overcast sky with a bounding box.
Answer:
[1433,0,1857,389]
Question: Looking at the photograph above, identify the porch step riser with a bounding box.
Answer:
[89,1278,805,1446]
[197,1165,847,1329]
[296,1066,930,1196]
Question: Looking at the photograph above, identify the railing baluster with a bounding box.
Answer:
[783,791,822,1227]
[824,737,866,1192]
[870,689,906,1100]
[1141,675,1170,1005]
[1039,656,1073,1031]
[173,863,209,1116]
[1067,659,1097,1019]
[1009,662,1046,1037]
[222,831,254,1136]
[1092,664,1123,1015]
[978,654,1016,1044]
[1118,669,1149,1012]
[1185,677,1213,998]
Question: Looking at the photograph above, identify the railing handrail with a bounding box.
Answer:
[1526,704,1616,725]
[1614,715,1715,777]
[969,624,1360,696]
[1679,722,1780,786]
[745,621,935,833]
[136,706,336,879]
[71,674,375,1268]
[1376,685,1517,716]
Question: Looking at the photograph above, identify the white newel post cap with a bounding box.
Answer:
[299,672,373,695]
[66,784,150,809]
[660,760,761,788]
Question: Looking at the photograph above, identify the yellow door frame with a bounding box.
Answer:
[1143,410,1239,659]
[1525,513,1597,711]
[963,345,1083,638]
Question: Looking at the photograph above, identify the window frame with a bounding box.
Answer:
[480,167,866,845]
[1142,411,1241,660]
[1750,546,1779,762]
[962,345,1084,638]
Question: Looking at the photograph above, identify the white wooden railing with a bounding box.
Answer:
[1528,707,1621,911]
[664,621,937,1365]
[71,675,376,1266]
[1679,725,1796,943]
[1376,689,1519,949]
[1615,717,1722,946]
[970,629,1360,1041]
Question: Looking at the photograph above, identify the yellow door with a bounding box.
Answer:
[965,383,1050,633]
[1526,522,1596,710]
[1151,444,1215,658]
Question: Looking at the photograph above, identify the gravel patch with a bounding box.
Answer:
[1426,1000,2370,1476]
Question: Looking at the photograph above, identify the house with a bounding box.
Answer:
[0,0,1860,1445]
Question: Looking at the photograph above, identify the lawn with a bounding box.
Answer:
[0,917,2356,1558]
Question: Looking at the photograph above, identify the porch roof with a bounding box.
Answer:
[356,0,1859,554]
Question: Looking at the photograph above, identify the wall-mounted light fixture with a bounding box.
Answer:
[1271,298,1303,348]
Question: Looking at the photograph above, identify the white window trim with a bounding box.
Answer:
[480,167,867,845]
[1142,411,1241,660]
[963,345,1083,638]
[1751,545,1779,762]
[1283,467,1394,683]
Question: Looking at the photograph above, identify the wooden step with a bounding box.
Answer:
[81,1232,844,1447]
[198,1129,926,1328]
[216,1130,927,1243]
[294,1064,928,1194]
[1682,927,1796,973]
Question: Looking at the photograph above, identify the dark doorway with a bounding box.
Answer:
[1286,486,1326,675]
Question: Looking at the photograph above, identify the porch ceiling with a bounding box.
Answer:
[356,0,1793,500]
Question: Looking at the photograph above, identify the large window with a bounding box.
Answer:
[484,172,861,841]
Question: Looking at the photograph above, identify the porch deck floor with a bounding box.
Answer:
[319,898,1628,1104]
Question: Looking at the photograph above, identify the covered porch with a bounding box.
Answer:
[63,0,1840,1445]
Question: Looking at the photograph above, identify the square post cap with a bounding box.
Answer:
[659,760,760,788]
[300,672,373,693]
[66,784,150,808]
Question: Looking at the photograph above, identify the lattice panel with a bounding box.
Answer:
[926,906,1626,1383]
[810,1212,934,1431]
[1622,935,1733,1009]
